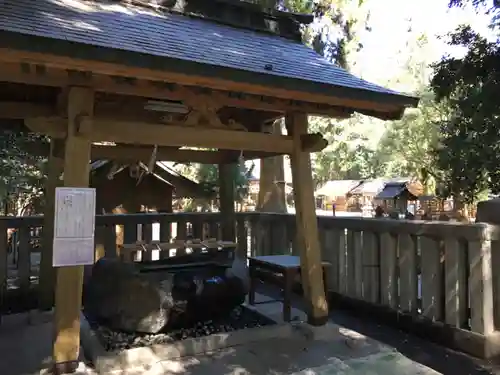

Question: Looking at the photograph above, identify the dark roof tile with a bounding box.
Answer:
[0,0,417,114]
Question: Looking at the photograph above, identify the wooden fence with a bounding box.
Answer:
[0,212,499,358]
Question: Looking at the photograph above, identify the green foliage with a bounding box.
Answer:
[0,129,49,215]
[309,26,444,188]
[377,91,444,184]
[309,115,383,186]
[430,25,500,202]
[177,161,255,204]
[258,0,370,68]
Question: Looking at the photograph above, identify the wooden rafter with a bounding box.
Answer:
[0,62,352,118]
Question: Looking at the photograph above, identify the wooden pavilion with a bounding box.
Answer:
[0,0,418,372]
[90,160,213,214]
[375,179,424,214]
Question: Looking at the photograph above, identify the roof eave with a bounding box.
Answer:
[0,31,419,120]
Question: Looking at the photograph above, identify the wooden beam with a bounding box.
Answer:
[88,145,230,165]
[2,101,329,153]
[24,142,289,164]
[285,112,329,326]
[52,87,93,373]
[26,117,295,154]
[0,63,351,118]
[0,101,55,119]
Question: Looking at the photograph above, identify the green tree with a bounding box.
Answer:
[0,129,49,215]
[371,30,447,191]
[429,0,499,202]
[430,25,499,202]
[176,160,254,209]
[376,91,444,189]
[309,115,383,186]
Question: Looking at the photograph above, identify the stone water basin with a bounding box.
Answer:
[83,260,271,352]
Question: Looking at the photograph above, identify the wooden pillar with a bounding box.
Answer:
[38,139,63,310]
[52,87,94,373]
[285,112,328,326]
[218,163,236,242]
[122,202,140,244]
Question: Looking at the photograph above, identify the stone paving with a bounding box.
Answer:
[157,325,440,375]
[0,295,496,375]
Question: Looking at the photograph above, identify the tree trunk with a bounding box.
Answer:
[255,120,287,256]
[256,120,287,213]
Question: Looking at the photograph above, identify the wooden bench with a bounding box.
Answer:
[248,255,330,322]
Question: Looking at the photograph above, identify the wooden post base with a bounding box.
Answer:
[50,360,79,375]
[307,314,329,327]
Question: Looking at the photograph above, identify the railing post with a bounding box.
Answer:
[236,215,248,258]
[336,228,347,295]
[469,239,495,335]
[104,225,118,258]
[0,220,7,317]
[421,236,443,321]
[347,231,362,298]
[398,233,418,314]
[123,223,137,244]
[17,226,31,292]
[270,215,288,256]
[218,163,236,242]
[142,222,153,244]
[444,237,467,328]
[39,139,63,310]
[362,231,379,304]
[177,218,187,240]
[320,224,339,293]
[159,213,172,243]
[380,232,398,309]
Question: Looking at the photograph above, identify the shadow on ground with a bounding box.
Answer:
[259,285,498,375]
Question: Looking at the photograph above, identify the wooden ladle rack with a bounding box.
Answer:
[118,238,237,262]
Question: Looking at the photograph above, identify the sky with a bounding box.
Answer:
[248,0,495,180]
[353,0,494,88]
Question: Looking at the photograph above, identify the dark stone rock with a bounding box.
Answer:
[168,271,247,328]
[84,257,249,334]
[83,258,175,334]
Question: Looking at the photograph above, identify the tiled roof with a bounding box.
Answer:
[0,0,418,116]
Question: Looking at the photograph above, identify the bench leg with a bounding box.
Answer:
[322,267,329,309]
[249,267,256,305]
[283,270,294,322]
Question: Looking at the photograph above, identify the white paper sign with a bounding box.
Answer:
[52,187,96,267]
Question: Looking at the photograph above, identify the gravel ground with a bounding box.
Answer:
[86,306,275,352]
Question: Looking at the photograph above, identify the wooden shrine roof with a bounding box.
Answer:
[0,0,418,120]
[90,160,215,199]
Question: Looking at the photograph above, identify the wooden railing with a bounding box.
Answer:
[1,212,499,358]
